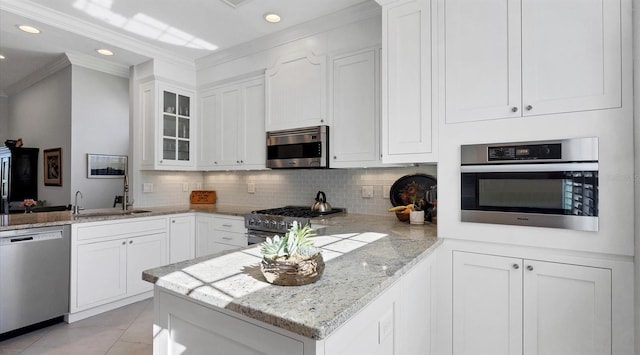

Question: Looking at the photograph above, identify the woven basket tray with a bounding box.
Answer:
[260,253,325,286]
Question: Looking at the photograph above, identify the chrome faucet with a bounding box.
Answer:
[73,190,83,215]
[123,174,129,211]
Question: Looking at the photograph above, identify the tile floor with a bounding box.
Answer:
[0,299,153,355]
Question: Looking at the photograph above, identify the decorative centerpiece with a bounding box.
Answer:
[260,221,325,286]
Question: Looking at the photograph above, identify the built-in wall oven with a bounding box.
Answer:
[461,137,598,231]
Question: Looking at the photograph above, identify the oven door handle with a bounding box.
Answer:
[460,162,598,173]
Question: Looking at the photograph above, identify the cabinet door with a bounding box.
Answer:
[444,0,521,123]
[197,89,218,169]
[214,86,242,167]
[76,239,127,308]
[453,251,523,355]
[381,0,434,163]
[331,50,381,168]
[523,261,612,355]
[195,215,217,257]
[170,215,195,263]
[265,52,328,131]
[127,232,168,295]
[521,0,621,116]
[158,84,195,169]
[241,78,266,169]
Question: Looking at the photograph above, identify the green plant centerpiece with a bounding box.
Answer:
[260,221,325,286]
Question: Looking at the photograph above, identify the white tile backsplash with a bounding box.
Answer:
[136,166,437,216]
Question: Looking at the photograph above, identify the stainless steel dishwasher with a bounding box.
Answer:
[0,225,70,335]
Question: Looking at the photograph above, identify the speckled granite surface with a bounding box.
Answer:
[0,204,254,231]
[143,213,439,340]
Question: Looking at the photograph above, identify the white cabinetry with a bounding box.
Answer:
[444,0,622,123]
[378,0,436,163]
[265,52,328,131]
[169,214,195,263]
[70,218,168,321]
[212,215,247,253]
[195,214,247,256]
[139,81,195,170]
[452,251,612,355]
[198,76,266,170]
[330,49,384,168]
[195,214,216,257]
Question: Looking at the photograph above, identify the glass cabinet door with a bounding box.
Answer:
[162,90,191,162]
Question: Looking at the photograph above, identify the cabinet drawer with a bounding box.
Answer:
[76,218,167,242]
[213,217,245,234]
[213,231,247,247]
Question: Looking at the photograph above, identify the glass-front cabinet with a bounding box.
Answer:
[139,81,195,170]
[162,90,192,162]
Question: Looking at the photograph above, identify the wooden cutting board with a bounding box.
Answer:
[190,190,217,204]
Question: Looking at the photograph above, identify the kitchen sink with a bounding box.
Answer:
[73,209,152,218]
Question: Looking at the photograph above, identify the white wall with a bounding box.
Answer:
[9,66,72,206]
[71,66,130,209]
[0,96,9,143]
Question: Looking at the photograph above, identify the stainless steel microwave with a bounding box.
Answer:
[266,126,329,169]
[460,137,599,231]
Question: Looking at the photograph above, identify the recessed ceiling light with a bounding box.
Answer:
[264,13,281,23]
[96,48,114,56]
[18,25,41,34]
[0,54,5,60]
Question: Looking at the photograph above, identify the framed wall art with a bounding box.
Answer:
[43,148,62,186]
[87,154,127,178]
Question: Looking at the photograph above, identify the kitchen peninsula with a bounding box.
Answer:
[143,214,438,355]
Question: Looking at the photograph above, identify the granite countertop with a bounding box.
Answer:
[143,213,439,340]
[0,204,256,231]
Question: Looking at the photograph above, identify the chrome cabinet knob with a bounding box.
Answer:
[333,156,337,159]
[526,105,533,111]
[512,107,518,112]
[129,240,133,244]
[526,265,534,271]
[512,264,520,269]
[122,241,126,245]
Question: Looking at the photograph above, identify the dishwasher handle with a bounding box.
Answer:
[11,237,34,243]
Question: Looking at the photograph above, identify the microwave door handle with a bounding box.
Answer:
[460,162,599,173]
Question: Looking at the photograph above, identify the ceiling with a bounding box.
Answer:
[0,0,373,95]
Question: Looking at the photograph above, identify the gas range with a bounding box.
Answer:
[244,206,345,235]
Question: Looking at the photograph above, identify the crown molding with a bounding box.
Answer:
[5,52,130,95]
[195,1,381,70]
[0,0,194,68]
[65,52,130,78]
[5,54,71,96]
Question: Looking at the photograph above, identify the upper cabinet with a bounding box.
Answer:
[330,49,385,168]
[378,0,437,164]
[444,0,622,123]
[265,52,328,131]
[139,81,196,170]
[198,76,266,170]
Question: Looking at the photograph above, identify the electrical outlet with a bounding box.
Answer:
[378,308,394,344]
[362,185,374,198]
[143,183,154,193]
[383,185,391,198]
[195,182,202,190]
[182,182,189,192]
[248,182,255,194]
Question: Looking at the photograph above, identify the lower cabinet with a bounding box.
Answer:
[70,217,168,321]
[169,214,195,263]
[452,251,612,355]
[196,214,247,257]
